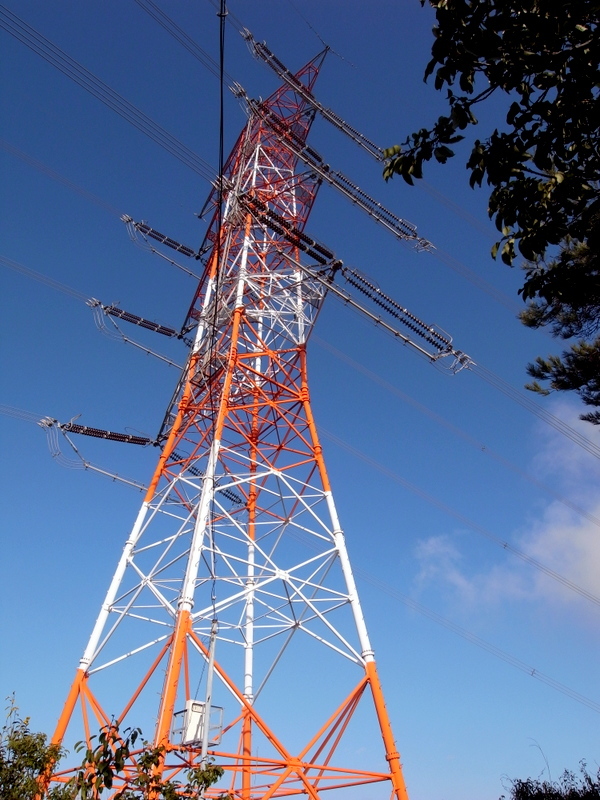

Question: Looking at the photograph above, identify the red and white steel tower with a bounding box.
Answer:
[51,50,410,800]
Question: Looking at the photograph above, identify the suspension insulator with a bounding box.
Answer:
[126,217,197,259]
[103,305,179,338]
[59,422,154,446]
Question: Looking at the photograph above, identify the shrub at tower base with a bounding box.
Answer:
[501,764,600,800]
[3,705,598,798]
[0,705,226,800]
[0,702,67,800]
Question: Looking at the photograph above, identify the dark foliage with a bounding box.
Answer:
[384,0,600,420]
[501,764,600,800]
[72,724,226,799]
[1,703,225,799]
[0,701,70,800]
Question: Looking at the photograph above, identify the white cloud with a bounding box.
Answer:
[414,535,477,602]
[414,401,600,623]
[524,500,600,608]
[530,400,600,492]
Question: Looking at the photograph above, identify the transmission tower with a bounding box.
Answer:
[50,50,410,800]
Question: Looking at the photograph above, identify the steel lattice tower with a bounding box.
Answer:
[51,51,409,800]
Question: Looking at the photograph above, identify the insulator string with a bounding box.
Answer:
[91,304,183,368]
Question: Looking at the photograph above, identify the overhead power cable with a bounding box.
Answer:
[358,568,600,715]
[340,266,453,352]
[2,8,432,264]
[313,336,600,531]
[42,419,148,490]
[472,363,600,460]
[0,138,123,218]
[0,5,216,182]
[320,427,600,610]
[1,254,184,367]
[0,142,202,283]
[326,284,600,459]
[4,397,597,712]
[281,0,331,52]
[104,0,431,253]
[289,471,600,714]
[264,211,600,460]
[117,3,517,310]
[0,404,44,425]
[133,0,236,88]
[0,254,89,303]
[0,406,147,490]
[1,405,241,502]
[3,1,513,315]
[5,250,600,463]
[3,124,518,329]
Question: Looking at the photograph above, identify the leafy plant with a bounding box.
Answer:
[72,723,226,799]
[0,697,71,800]
[384,0,600,419]
[1,700,226,799]
[501,762,600,799]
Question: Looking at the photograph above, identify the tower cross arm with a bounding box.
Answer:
[277,249,472,372]
[233,84,431,249]
[240,28,385,162]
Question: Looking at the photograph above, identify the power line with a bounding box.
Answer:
[5,390,595,714]
[289,477,600,715]
[313,336,600,530]
[0,254,184,367]
[0,138,123,218]
[357,568,600,715]
[0,405,147,491]
[0,5,216,182]
[133,0,236,87]
[1,2,520,318]
[472,363,600,460]
[0,254,89,303]
[3,1,598,601]
[189,15,532,318]
[320,427,600,610]
[5,247,600,474]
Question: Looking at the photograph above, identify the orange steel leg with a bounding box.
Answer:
[366,660,409,800]
[155,610,192,746]
[45,55,413,800]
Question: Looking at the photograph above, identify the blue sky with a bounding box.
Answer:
[1,2,599,799]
